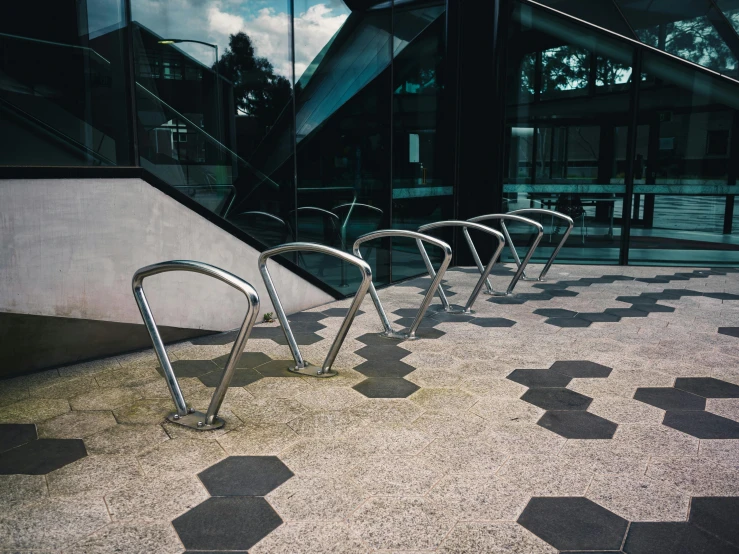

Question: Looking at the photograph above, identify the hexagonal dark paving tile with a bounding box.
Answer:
[550,361,612,378]
[623,522,739,554]
[255,360,305,378]
[198,456,293,496]
[663,411,739,439]
[356,333,401,347]
[353,378,420,398]
[157,360,218,378]
[198,368,263,387]
[537,411,618,439]
[487,295,527,305]
[173,497,282,551]
[212,352,272,369]
[705,292,739,300]
[469,317,517,327]
[604,307,649,318]
[545,289,579,297]
[577,312,621,323]
[268,332,324,346]
[517,497,628,551]
[321,308,364,318]
[354,359,416,378]
[690,497,739,547]
[393,317,440,330]
[507,369,573,388]
[633,388,706,411]
[355,345,410,363]
[0,423,37,453]
[718,327,739,339]
[616,296,658,305]
[674,378,739,398]
[633,304,675,314]
[286,312,327,323]
[0,439,86,474]
[534,308,578,318]
[522,388,592,411]
[546,318,592,328]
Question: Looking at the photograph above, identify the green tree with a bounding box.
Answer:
[215,32,291,133]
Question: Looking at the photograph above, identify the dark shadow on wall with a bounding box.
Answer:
[0,312,216,378]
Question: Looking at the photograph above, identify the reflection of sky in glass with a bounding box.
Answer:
[124,0,349,78]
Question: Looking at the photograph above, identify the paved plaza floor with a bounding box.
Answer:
[1,264,739,553]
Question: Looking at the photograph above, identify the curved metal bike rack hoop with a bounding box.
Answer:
[417,221,506,314]
[467,214,544,296]
[505,209,574,281]
[259,242,372,377]
[132,261,260,430]
[353,230,452,340]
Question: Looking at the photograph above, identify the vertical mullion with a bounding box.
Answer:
[619,47,642,265]
[288,0,298,246]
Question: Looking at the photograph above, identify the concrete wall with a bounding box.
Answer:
[0,178,334,332]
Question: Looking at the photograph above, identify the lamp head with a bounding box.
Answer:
[158,39,180,45]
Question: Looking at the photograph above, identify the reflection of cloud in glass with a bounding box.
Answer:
[131,0,348,79]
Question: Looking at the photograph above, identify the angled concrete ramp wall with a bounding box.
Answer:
[0,177,335,375]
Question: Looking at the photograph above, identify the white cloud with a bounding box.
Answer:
[133,0,348,79]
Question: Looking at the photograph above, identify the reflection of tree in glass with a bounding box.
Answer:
[638,18,737,74]
[541,46,589,94]
[214,32,292,132]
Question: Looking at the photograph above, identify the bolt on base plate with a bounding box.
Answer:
[379,330,412,340]
[428,304,467,314]
[167,411,225,430]
[287,363,337,378]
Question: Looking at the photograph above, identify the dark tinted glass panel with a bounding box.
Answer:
[392,3,450,282]
[293,1,392,292]
[506,2,635,264]
[628,49,739,265]
[0,0,132,166]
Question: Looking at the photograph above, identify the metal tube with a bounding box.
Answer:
[417,220,505,312]
[417,238,452,311]
[259,242,372,375]
[467,214,544,295]
[354,230,452,340]
[132,260,260,429]
[506,208,574,280]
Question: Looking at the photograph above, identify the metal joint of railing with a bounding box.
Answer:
[353,230,452,340]
[259,242,372,376]
[417,220,506,313]
[505,209,574,281]
[467,214,544,296]
[132,260,260,430]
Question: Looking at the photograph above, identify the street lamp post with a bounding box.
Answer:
[158,38,222,147]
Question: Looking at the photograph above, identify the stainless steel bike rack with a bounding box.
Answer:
[259,242,372,377]
[417,220,506,314]
[467,214,544,296]
[353,230,452,340]
[132,261,260,430]
[505,209,574,281]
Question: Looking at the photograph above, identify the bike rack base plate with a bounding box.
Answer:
[428,304,472,315]
[379,330,412,340]
[167,411,226,430]
[288,363,338,378]
[483,290,515,297]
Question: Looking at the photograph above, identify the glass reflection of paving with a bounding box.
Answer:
[1,264,738,552]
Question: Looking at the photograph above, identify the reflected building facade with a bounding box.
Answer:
[2,0,739,297]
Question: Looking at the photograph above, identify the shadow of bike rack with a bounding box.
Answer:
[353,230,452,340]
[417,220,505,314]
[259,242,372,377]
[505,208,574,282]
[132,260,260,430]
[467,214,544,296]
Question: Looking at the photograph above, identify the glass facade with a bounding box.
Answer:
[2,0,738,297]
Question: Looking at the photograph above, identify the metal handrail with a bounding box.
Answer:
[417,220,505,313]
[132,260,260,430]
[467,214,544,295]
[259,242,371,376]
[353,230,452,340]
[506,208,574,281]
